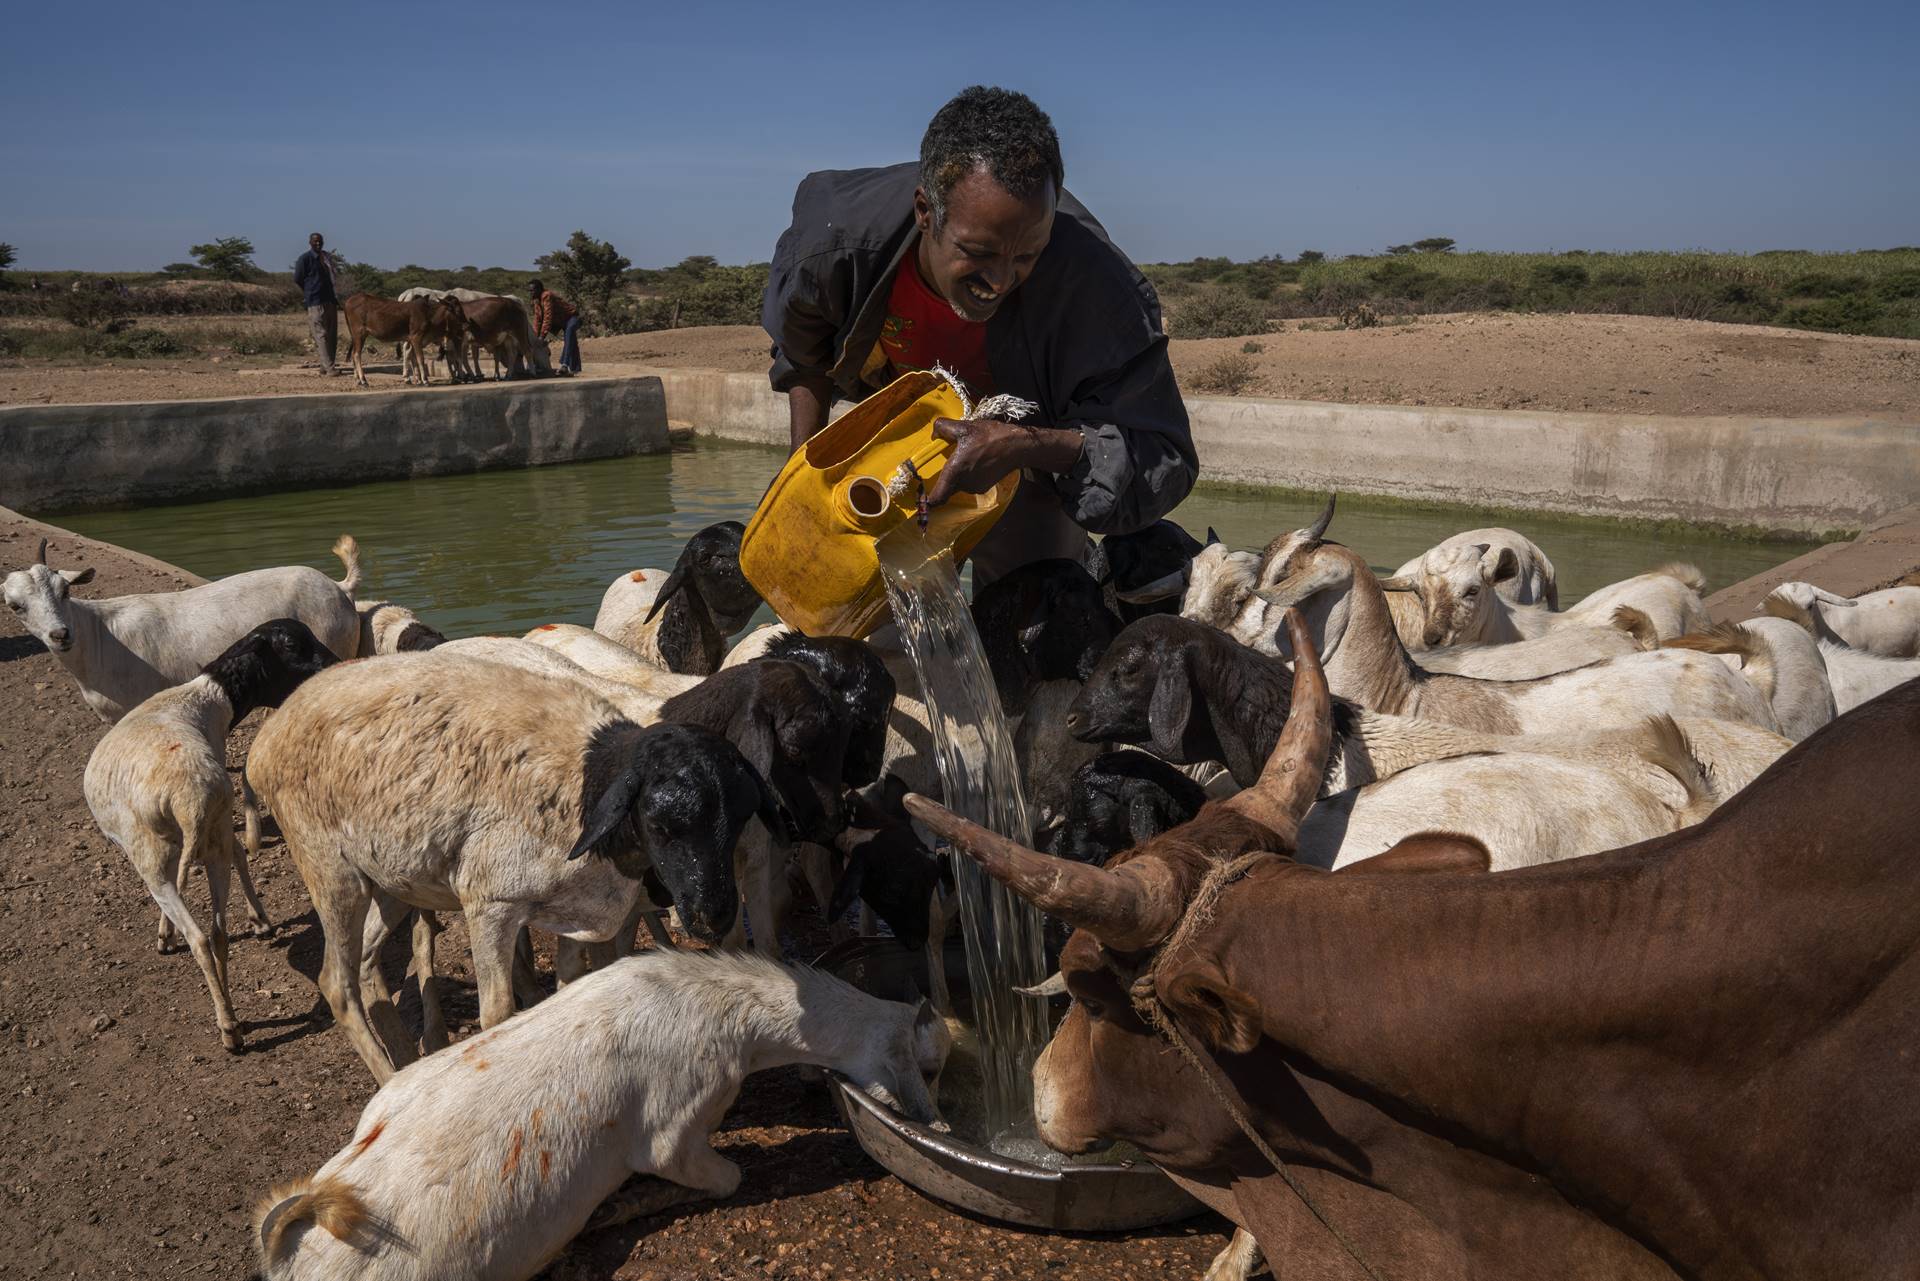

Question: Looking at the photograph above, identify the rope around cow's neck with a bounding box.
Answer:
[1121,853,1388,1281]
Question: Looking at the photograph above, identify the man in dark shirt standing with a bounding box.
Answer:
[762,86,1196,584]
[292,232,340,376]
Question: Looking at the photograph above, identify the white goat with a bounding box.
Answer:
[1818,641,1920,715]
[1304,712,1788,870]
[253,949,949,1281]
[247,652,775,1082]
[1412,527,1557,606]
[4,535,362,722]
[1768,581,1920,657]
[355,599,446,656]
[83,621,339,1050]
[1237,522,1777,735]
[1665,616,1835,742]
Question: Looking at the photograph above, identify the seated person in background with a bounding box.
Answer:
[762,86,1196,586]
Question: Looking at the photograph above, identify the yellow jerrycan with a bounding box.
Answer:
[741,369,1020,637]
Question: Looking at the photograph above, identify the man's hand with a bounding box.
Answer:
[923,418,1084,508]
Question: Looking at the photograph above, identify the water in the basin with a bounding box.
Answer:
[876,526,1052,1154]
[54,442,1815,640]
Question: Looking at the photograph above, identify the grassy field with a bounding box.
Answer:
[1146,248,1920,339]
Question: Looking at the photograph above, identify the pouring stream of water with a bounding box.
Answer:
[877,525,1054,1154]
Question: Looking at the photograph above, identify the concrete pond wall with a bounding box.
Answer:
[647,368,1919,536]
[0,376,669,514]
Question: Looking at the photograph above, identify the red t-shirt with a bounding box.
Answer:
[877,261,993,396]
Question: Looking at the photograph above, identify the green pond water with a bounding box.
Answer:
[56,440,1814,637]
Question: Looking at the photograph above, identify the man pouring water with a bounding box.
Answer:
[763,87,1196,586]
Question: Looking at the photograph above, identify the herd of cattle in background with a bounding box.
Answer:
[7,498,1920,1279]
[342,286,553,388]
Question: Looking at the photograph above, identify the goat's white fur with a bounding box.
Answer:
[4,537,360,722]
[83,675,273,1049]
[253,949,949,1281]
[1770,581,1920,658]
[1237,533,1777,735]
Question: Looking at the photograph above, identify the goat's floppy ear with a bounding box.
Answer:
[1375,574,1417,592]
[1161,959,1262,1055]
[644,546,697,625]
[568,762,645,861]
[746,754,790,849]
[1147,644,1195,760]
[61,566,96,586]
[828,847,867,920]
[1486,546,1519,583]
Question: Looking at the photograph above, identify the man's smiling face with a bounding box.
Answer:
[914,166,1056,324]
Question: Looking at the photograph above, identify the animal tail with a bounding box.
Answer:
[1761,590,1816,634]
[332,534,362,600]
[1664,620,1775,704]
[253,1175,370,1272]
[1608,605,1659,650]
[1636,713,1716,815]
[1651,562,1708,593]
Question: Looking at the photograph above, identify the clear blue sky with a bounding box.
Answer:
[4,0,1915,271]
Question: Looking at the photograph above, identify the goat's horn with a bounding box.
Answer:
[34,537,48,565]
[1304,494,1337,542]
[1228,608,1331,834]
[902,794,1181,951]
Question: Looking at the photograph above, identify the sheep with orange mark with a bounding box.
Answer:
[588,521,762,674]
[253,949,949,1281]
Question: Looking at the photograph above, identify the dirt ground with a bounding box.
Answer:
[0,513,1232,1279]
[3,312,1915,418]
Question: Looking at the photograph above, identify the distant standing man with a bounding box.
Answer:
[762,86,1195,584]
[529,280,581,375]
[293,232,340,375]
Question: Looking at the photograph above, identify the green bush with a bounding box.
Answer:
[1872,270,1920,301]
[1169,287,1270,338]
[0,329,20,357]
[1530,262,1590,290]
[1241,340,1265,354]
[95,326,181,358]
[226,329,304,356]
[1370,259,1442,300]
[1785,272,1867,298]
[1777,295,1883,334]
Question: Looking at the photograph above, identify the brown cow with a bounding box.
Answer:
[341,293,471,388]
[458,295,551,380]
[910,620,1920,1279]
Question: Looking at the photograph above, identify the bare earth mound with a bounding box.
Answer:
[2,313,1915,418]
[0,512,1227,1279]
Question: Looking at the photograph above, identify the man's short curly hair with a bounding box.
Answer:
[919,87,1064,230]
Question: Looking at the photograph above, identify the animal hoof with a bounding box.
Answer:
[221,1028,243,1053]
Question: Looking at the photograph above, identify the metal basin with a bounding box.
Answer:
[819,937,1202,1231]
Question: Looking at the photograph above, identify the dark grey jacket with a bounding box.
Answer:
[762,163,1196,536]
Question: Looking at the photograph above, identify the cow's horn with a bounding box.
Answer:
[34,537,48,565]
[1304,494,1336,542]
[1226,608,1331,834]
[1016,972,1069,998]
[901,794,1181,951]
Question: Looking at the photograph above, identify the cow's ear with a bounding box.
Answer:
[1161,959,1260,1055]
